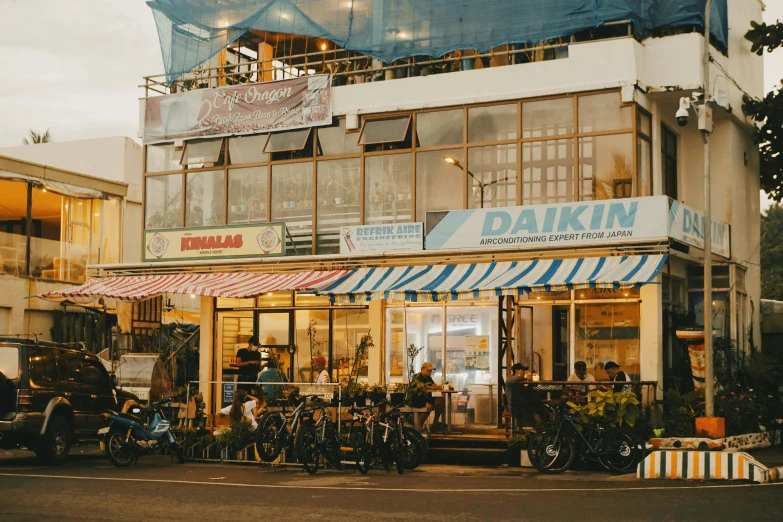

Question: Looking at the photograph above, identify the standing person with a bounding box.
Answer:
[412,362,445,429]
[604,361,632,393]
[236,336,265,392]
[313,356,330,383]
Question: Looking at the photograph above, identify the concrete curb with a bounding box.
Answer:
[637,450,774,483]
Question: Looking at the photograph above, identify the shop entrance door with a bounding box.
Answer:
[552,307,569,381]
[257,311,294,380]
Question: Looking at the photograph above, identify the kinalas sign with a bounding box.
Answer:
[144,223,285,262]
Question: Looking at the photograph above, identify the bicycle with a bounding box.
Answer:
[255,396,320,465]
[350,403,403,474]
[527,404,644,474]
[300,401,342,475]
[380,405,427,470]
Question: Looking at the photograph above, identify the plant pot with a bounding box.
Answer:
[420,67,432,76]
[390,392,405,407]
[334,197,343,205]
[372,194,382,203]
[332,75,348,87]
[239,204,247,211]
[230,205,238,212]
[385,69,395,81]
[354,395,367,407]
[395,67,408,79]
[520,450,533,467]
[397,193,405,202]
[289,200,296,208]
[354,74,365,84]
[385,194,394,202]
[462,58,475,71]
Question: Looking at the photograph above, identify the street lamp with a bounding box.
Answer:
[443,156,507,209]
[675,0,716,417]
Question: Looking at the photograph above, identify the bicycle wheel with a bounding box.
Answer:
[399,427,425,470]
[322,423,342,470]
[598,428,645,474]
[375,429,394,472]
[255,413,286,462]
[392,428,405,475]
[298,423,320,475]
[354,440,373,474]
[527,429,576,474]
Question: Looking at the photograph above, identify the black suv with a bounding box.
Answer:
[0,337,138,464]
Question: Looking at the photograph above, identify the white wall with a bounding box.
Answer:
[0,276,77,339]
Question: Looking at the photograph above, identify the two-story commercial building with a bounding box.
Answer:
[43,1,764,423]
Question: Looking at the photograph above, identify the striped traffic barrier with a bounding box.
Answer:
[637,450,770,483]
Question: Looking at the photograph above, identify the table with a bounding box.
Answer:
[434,389,460,433]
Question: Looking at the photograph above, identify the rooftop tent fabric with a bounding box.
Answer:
[36,270,349,304]
[319,254,667,303]
[147,0,729,85]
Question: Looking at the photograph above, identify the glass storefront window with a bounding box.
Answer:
[522,139,574,205]
[257,292,293,307]
[295,294,331,307]
[216,297,255,308]
[333,308,371,383]
[416,149,463,220]
[316,158,361,254]
[0,180,29,276]
[271,163,313,255]
[228,134,268,164]
[468,104,517,142]
[522,98,573,138]
[359,116,411,145]
[185,170,225,227]
[145,174,182,229]
[364,154,412,225]
[294,310,330,382]
[416,109,464,147]
[637,136,652,197]
[146,143,181,173]
[578,134,634,201]
[95,199,122,264]
[689,291,730,338]
[578,93,632,133]
[265,128,312,152]
[467,144,517,209]
[227,167,268,224]
[29,189,62,281]
[317,119,361,156]
[575,302,640,381]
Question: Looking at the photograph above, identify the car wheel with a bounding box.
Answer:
[35,416,72,465]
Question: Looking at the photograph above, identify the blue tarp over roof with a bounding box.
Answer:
[147,0,728,85]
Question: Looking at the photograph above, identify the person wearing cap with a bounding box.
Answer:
[604,361,632,393]
[313,356,330,384]
[412,362,445,429]
[236,336,266,392]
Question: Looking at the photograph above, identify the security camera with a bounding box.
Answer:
[676,97,691,127]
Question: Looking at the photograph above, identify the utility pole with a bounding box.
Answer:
[702,0,715,417]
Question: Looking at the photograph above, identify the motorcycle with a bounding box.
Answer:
[99,398,185,467]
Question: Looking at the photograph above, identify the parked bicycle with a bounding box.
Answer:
[527,403,644,474]
[255,396,320,465]
[349,403,403,474]
[299,400,342,475]
[380,405,427,470]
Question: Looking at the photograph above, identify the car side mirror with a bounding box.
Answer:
[110,374,118,388]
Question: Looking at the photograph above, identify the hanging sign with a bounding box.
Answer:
[142,75,332,144]
[425,197,670,251]
[339,222,424,254]
[668,200,730,258]
[144,223,285,261]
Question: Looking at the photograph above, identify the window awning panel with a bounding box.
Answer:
[37,270,349,303]
[319,255,667,303]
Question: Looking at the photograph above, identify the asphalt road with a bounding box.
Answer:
[1,449,781,521]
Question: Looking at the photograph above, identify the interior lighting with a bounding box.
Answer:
[443,155,458,166]
[267,292,273,296]
[280,12,290,19]
[42,188,47,193]
[190,294,196,299]
[320,43,327,51]
[398,32,408,39]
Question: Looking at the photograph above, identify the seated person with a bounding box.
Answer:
[218,388,266,429]
[604,361,633,393]
[567,361,595,383]
[565,361,596,403]
[504,363,528,408]
[412,362,445,429]
[256,359,288,402]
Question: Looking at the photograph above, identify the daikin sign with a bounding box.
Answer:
[425,196,730,257]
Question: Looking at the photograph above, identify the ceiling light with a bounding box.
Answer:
[280,12,289,19]
[42,188,47,193]
[398,32,408,39]
[190,294,196,299]
[267,292,273,296]
[320,43,327,51]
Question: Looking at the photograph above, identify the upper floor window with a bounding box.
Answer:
[662,125,678,200]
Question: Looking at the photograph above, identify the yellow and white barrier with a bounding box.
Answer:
[637,451,770,483]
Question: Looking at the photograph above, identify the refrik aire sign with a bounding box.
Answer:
[144,223,285,261]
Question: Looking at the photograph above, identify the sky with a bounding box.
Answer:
[0,1,781,148]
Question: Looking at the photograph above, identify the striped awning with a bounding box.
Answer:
[37,270,350,303]
[319,255,667,303]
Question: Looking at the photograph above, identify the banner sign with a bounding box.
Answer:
[339,222,424,254]
[425,197,670,251]
[668,200,730,258]
[142,75,332,144]
[144,223,285,262]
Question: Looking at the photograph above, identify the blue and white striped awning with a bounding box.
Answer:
[320,255,667,303]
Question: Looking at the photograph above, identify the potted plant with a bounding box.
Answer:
[408,380,429,408]
[368,384,387,404]
[507,432,532,467]
[390,383,407,407]
[216,421,254,461]
[350,381,368,406]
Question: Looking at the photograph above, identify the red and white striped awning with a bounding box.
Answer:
[37,270,350,303]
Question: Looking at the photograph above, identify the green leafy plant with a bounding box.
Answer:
[567,390,641,428]
[658,388,703,437]
[407,380,430,407]
[715,385,763,436]
[406,343,423,381]
[367,384,387,403]
[216,421,254,451]
[507,432,531,451]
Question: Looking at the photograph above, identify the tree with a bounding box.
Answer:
[760,205,783,300]
[22,128,51,145]
[744,21,783,201]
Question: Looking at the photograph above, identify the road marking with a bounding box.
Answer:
[208,477,226,480]
[0,472,781,493]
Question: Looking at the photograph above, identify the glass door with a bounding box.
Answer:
[258,311,294,380]
[553,306,570,381]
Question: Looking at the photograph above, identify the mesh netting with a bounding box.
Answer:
[147,0,728,85]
